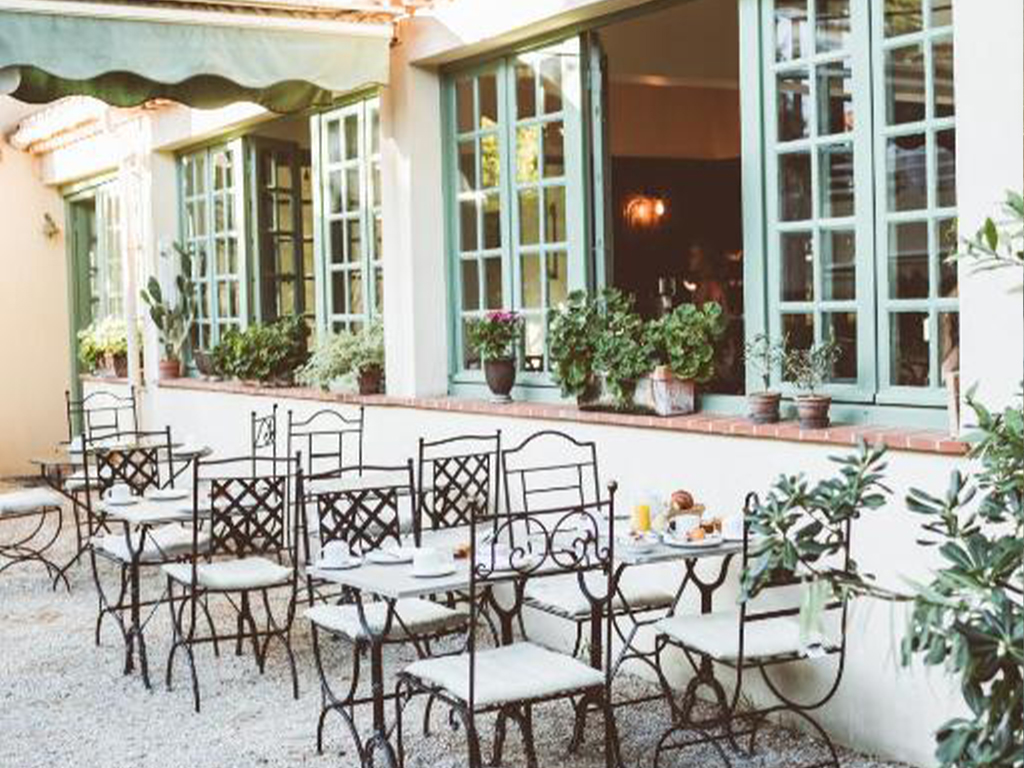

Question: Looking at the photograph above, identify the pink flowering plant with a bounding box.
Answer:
[467,310,523,362]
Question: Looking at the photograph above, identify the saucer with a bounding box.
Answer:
[663,534,722,549]
[146,488,189,501]
[367,547,416,565]
[317,555,363,571]
[105,496,138,507]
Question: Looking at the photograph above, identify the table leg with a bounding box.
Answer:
[355,594,399,768]
[122,522,151,689]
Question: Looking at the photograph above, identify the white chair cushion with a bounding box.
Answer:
[403,641,604,708]
[0,488,64,514]
[656,612,825,662]
[163,557,292,591]
[64,472,87,492]
[525,571,674,618]
[95,525,208,564]
[306,599,467,640]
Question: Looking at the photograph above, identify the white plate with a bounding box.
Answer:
[367,547,415,565]
[412,565,457,578]
[317,556,363,571]
[104,496,138,507]
[663,534,723,549]
[146,488,190,501]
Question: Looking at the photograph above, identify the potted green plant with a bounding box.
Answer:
[210,315,310,385]
[594,290,655,410]
[548,290,602,403]
[647,302,724,415]
[744,332,786,424]
[78,317,131,378]
[783,338,841,429]
[298,323,385,394]
[467,311,523,402]
[140,244,195,380]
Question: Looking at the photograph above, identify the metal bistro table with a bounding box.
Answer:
[308,535,741,768]
[94,493,212,688]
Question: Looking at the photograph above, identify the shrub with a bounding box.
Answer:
[211,315,309,383]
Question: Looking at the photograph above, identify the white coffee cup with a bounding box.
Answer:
[667,513,701,538]
[108,483,131,502]
[413,547,451,574]
[320,540,352,567]
[722,514,745,541]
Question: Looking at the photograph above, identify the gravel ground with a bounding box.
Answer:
[0,503,913,768]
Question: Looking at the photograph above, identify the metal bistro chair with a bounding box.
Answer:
[502,430,675,658]
[652,493,851,768]
[304,463,469,755]
[396,486,622,768]
[163,454,302,713]
[82,428,196,646]
[251,404,279,461]
[287,406,364,478]
[0,486,67,586]
[65,386,139,444]
[415,431,501,547]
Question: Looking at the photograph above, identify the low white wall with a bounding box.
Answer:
[83,379,965,767]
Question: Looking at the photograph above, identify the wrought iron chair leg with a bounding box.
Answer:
[490,708,508,767]
[600,690,623,768]
[199,595,220,658]
[520,704,538,768]
[570,620,585,658]
[569,691,592,753]
[422,692,437,736]
[452,704,483,768]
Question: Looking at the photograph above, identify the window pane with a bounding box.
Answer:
[462,318,481,370]
[329,171,342,213]
[516,126,540,183]
[278,239,294,274]
[349,271,364,315]
[937,218,958,297]
[478,74,498,128]
[822,229,856,300]
[483,193,501,249]
[461,259,480,310]
[781,231,814,302]
[484,257,503,310]
[516,62,536,119]
[458,141,476,191]
[332,272,347,314]
[330,220,344,264]
[521,253,542,309]
[825,311,857,382]
[276,197,293,233]
[374,267,384,314]
[459,200,478,252]
[345,168,361,209]
[890,311,930,386]
[931,0,953,27]
[542,122,565,178]
[933,38,955,118]
[518,189,540,245]
[779,152,812,221]
[777,70,810,142]
[540,54,563,113]
[885,0,922,37]
[782,313,814,356]
[547,251,568,306]
[775,0,809,62]
[889,221,929,298]
[817,60,853,135]
[820,144,855,218]
[886,134,927,211]
[346,220,362,263]
[544,186,566,243]
[886,44,926,125]
[455,79,474,133]
[344,114,360,160]
[815,0,850,52]
[936,129,956,207]
[481,134,500,188]
[938,311,959,383]
[522,315,545,372]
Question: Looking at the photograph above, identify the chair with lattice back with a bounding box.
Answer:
[415,431,501,547]
[302,463,469,754]
[163,453,302,712]
[501,430,676,659]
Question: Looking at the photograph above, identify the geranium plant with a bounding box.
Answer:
[648,301,724,383]
[466,311,523,362]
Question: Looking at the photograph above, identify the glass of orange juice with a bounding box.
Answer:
[632,502,651,533]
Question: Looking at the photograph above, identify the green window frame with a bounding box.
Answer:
[179,140,248,351]
[445,37,587,386]
[311,96,383,334]
[92,181,124,321]
[760,0,956,407]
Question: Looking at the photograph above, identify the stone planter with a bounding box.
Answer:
[747,391,782,424]
[795,394,832,430]
[157,358,182,380]
[104,352,128,379]
[193,350,216,377]
[646,366,697,416]
[357,365,383,395]
[483,358,516,402]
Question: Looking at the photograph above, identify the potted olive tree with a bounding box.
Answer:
[646,302,724,415]
[744,332,786,423]
[783,338,841,429]
[140,245,196,380]
[467,311,523,402]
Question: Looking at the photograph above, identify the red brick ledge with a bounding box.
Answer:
[154,377,968,457]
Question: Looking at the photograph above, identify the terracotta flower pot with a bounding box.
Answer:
[357,365,383,395]
[796,394,832,430]
[483,358,516,403]
[747,391,782,424]
[158,358,182,380]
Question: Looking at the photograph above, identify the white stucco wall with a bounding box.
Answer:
[85,377,965,766]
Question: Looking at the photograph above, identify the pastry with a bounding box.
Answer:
[670,490,694,511]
